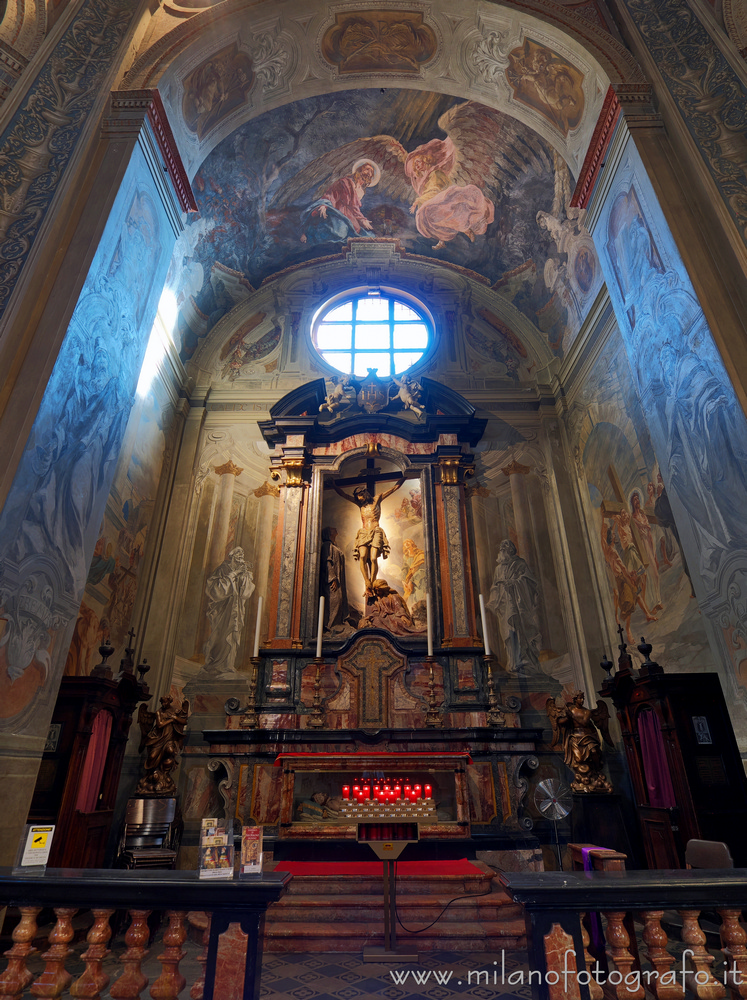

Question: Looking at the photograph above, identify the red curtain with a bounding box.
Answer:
[638,708,676,808]
[75,709,113,813]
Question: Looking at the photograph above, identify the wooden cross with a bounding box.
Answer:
[326,456,410,496]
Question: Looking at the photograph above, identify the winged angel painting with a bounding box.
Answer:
[275,101,514,251]
[174,90,568,360]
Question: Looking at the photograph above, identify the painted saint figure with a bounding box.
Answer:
[203,546,255,675]
[301,159,380,244]
[333,477,405,597]
[630,490,662,613]
[320,526,350,634]
[487,539,542,674]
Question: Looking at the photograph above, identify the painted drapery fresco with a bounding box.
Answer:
[167,89,601,363]
[0,149,177,730]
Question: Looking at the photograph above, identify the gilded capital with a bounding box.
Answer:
[271,458,308,487]
[215,459,243,478]
[501,459,531,477]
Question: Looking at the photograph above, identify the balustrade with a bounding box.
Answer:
[501,869,747,1000]
[0,868,290,1000]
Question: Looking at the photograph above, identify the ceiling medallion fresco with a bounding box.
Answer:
[171,88,600,364]
[182,44,255,140]
[506,38,585,135]
[320,10,438,74]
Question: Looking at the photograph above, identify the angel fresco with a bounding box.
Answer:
[273,102,531,252]
[546,691,613,793]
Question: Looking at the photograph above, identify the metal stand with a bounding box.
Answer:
[361,836,418,963]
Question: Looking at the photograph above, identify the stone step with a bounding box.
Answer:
[263,918,527,953]
[268,892,523,924]
[271,868,494,896]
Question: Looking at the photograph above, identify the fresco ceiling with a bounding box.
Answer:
[171,87,598,365]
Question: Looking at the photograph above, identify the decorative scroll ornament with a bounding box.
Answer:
[471,28,510,84]
[0,0,138,318]
[248,25,291,93]
[621,0,747,246]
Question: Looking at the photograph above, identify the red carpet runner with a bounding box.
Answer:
[273,859,482,877]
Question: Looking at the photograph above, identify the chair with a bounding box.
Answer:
[116,796,181,869]
[685,838,734,869]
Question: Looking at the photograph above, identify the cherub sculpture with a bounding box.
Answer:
[390,374,425,418]
[546,690,613,793]
[320,374,355,414]
[135,695,190,797]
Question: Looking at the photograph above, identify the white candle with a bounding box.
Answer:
[479,593,491,657]
[316,595,324,659]
[426,592,433,657]
[252,595,263,659]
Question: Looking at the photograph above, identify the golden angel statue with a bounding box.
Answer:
[546,690,613,794]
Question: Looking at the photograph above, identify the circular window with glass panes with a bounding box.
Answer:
[311,290,432,377]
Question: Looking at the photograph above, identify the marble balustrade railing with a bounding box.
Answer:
[500,868,747,1000]
[0,867,291,1000]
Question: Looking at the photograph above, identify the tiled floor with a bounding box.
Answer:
[7,917,532,999]
[259,950,533,999]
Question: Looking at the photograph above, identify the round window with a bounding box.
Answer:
[312,291,431,378]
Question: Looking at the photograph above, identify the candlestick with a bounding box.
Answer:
[253,595,263,659]
[316,596,324,658]
[479,593,490,657]
[426,592,433,657]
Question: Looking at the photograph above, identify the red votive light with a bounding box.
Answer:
[363,785,370,799]
[342,785,350,800]
[414,784,422,798]
[394,785,401,798]
[404,784,411,797]
[424,784,433,799]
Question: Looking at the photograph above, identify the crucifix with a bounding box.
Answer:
[328,456,409,598]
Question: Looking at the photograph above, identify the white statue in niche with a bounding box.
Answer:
[487,539,542,674]
[203,547,255,676]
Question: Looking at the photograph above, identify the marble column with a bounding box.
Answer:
[434,456,478,647]
[501,460,536,570]
[206,460,243,574]
[266,452,309,649]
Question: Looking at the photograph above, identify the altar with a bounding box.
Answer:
[178,373,549,878]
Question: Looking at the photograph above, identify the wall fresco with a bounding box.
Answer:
[567,334,710,666]
[168,89,599,362]
[594,136,747,731]
[0,147,177,731]
[63,378,173,676]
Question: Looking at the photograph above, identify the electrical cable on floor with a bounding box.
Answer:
[393,860,496,934]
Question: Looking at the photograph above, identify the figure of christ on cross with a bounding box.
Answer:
[333,473,406,598]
